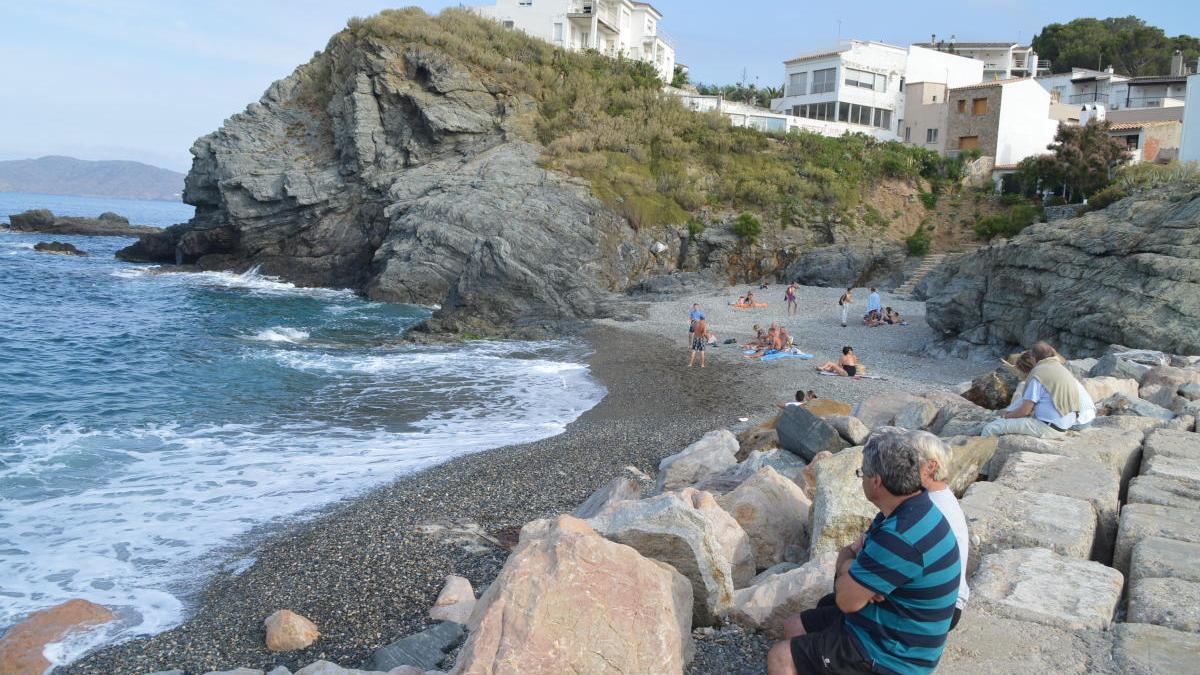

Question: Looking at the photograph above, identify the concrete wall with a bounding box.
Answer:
[902,82,949,152]
[995,80,1058,166]
[1181,73,1200,163]
[906,45,983,89]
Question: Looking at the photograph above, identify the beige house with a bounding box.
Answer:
[902,82,952,152]
[1107,120,1183,164]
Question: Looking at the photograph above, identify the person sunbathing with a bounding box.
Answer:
[741,324,768,348]
[883,307,905,325]
[744,326,782,359]
[864,309,883,327]
[818,346,865,377]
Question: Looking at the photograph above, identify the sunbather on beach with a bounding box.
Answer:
[818,346,865,377]
[742,323,767,348]
[744,325,782,359]
[883,307,905,325]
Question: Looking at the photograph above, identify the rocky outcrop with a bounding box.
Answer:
[919,187,1200,357]
[6,209,159,237]
[33,241,87,256]
[782,241,906,289]
[114,27,672,333]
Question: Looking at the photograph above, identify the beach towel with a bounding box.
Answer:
[818,370,887,380]
[731,302,769,309]
[760,349,813,362]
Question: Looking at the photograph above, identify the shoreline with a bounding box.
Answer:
[63,289,984,674]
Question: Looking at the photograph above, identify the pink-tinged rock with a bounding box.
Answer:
[676,487,756,589]
[716,466,812,568]
[727,552,837,637]
[429,575,476,625]
[453,515,693,675]
[0,599,115,675]
[264,609,320,652]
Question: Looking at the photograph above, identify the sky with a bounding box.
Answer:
[0,0,1196,172]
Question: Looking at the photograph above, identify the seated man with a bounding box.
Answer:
[981,347,1095,438]
[768,428,960,675]
[909,430,970,627]
[777,390,806,409]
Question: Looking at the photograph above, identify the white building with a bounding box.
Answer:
[1108,75,1189,111]
[1180,72,1200,163]
[769,41,983,142]
[471,0,676,81]
[914,40,1045,80]
[944,78,1059,186]
[1036,67,1130,107]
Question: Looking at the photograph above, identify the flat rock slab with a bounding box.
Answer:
[970,548,1124,631]
[1130,536,1200,584]
[938,608,1107,675]
[994,452,1120,562]
[362,621,463,672]
[989,428,1143,498]
[1128,577,1200,633]
[1127,474,1200,510]
[1114,503,1200,577]
[942,436,998,497]
[1140,428,1200,489]
[853,393,921,429]
[1112,622,1200,674]
[959,482,1097,572]
[807,447,877,556]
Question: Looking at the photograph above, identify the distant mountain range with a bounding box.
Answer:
[0,155,184,201]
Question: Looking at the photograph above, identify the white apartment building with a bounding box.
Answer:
[914,40,1045,80]
[1180,72,1200,163]
[769,41,983,142]
[1108,76,1189,110]
[1036,67,1130,107]
[471,0,676,81]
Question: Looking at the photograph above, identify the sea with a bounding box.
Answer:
[0,192,605,664]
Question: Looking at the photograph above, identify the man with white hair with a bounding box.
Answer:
[908,429,969,628]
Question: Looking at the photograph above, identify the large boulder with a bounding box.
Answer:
[921,190,1200,357]
[1130,536,1200,584]
[453,515,693,674]
[969,548,1124,630]
[1089,353,1151,381]
[961,363,1022,410]
[656,430,739,493]
[0,599,115,675]
[726,552,838,637]
[716,466,812,568]
[852,393,922,429]
[775,405,848,461]
[893,398,939,430]
[959,482,1097,572]
[782,241,906,289]
[1081,376,1139,402]
[1114,503,1200,577]
[938,608,1101,674]
[571,476,641,519]
[586,489,751,624]
[1127,577,1200,633]
[986,427,1144,499]
[824,415,870,446]
[1097,393,1175,420]
[734,420,779,461]
[802,399,853,418]
[807,447,877,556]
[694,449,806,494]
[1111,622,1200,674]
[429,575,476,625]
[1140,428,1200,491]
[1128,474,1200,510]
[941,435,999,496]
[993,452,1121,562]
[1140,365,1200,393]
[363,621,464,672]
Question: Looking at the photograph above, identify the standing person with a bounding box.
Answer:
[688,303,704,342]
[838,288,853,327]
[688,318,710,368]
[865,287,881,321]
[785,282,798,316]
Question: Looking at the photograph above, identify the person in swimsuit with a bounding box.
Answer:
[688,318,711,368]
[818,346,865,377]
[785,283,798,316]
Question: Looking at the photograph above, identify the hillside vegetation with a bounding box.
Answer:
[338,9,960,231]
[0,156,184,201]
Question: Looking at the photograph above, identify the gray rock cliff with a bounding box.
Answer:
[918,187,1200,357]
[118,35,669,332]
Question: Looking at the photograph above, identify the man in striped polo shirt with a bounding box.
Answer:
[767,428,961,674]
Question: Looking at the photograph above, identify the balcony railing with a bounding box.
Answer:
[1068,92,1109,104]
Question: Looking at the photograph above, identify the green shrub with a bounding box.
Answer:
[999,193,1026,206]
[1116,161,1200,191]
[975,204,1042,240]
[906,225,932,255]
[732,212,762,242]
[863,205,888,228]
[919,191,938,209]
[686,219,706,239]
[1077,185,1128,214]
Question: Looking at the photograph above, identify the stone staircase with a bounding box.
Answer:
[893,253,947,297]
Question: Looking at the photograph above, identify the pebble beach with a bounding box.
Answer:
[63,285,987,674]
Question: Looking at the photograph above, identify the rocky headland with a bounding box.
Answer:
[918,184,1200,358]
[5,209,160,237]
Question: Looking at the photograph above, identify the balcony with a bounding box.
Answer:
[1068,92,1109,104]
[568,1,619,33]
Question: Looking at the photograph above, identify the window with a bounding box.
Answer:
[837,102,891,128]
[956,99,966,113]
[845,68,885,92]
[553,22,563,42]
[905,126,912,142]
[811,68,836,94]
[502,20,515,29]
[932,95,938,102]
[796,101,836,121]
[646,19,655,33]
[972,98,988,115]
[959,135,980,150]
[787,72,808,96]
[518,0,532,5]
[1124,134,1140,150]
[926,128,939,144]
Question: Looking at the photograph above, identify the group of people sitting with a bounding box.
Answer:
[743,323,794,359]
[733,289,768,308]
[862,288,906,327]
[768,427,968,675]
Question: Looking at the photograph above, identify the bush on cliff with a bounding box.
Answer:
[340,9,942,229]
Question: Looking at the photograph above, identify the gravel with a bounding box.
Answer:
[62,285,989,674]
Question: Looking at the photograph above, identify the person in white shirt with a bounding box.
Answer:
[908,430,968,628]
[864,288,882,324]
[981,348,1094,438]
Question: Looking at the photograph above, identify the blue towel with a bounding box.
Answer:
[760,350,813,362]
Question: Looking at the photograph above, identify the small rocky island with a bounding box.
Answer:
[4,209,160,237]
[33,241,88,256]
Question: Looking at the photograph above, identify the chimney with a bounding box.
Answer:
[1170,50,1183,77]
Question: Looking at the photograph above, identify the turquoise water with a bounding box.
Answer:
[0,193,604,662]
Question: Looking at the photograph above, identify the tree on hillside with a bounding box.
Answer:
[1014,120,1130,201]
[671,64,689,88]
[1032,16,1200,76]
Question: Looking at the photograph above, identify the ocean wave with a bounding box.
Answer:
[112,265,357,300]
[247,327,310,344]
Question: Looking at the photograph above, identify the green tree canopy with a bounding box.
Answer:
[1033,16,1200,76]
[1015,120,1130,200]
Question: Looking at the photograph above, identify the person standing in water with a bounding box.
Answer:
[688,318,711,368]
[785,282,798,316]
[837,288,853,327]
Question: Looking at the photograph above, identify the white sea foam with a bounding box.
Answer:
[248,327,310,343]
[0,341,603,666]
[112,265,357,300]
